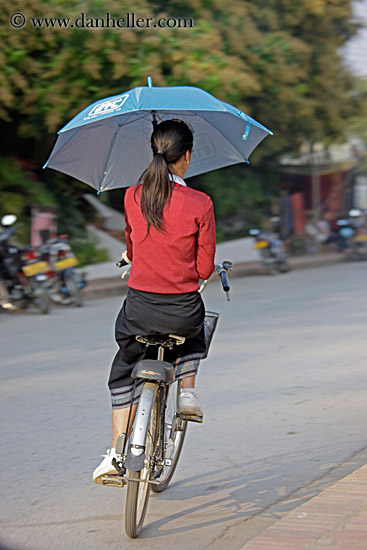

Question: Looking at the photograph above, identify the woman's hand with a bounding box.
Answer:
[121,250,132,264]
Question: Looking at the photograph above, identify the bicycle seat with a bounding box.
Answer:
[135,334,186,348]
[132,359,175,382]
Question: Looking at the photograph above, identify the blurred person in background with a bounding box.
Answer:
[316,218,331,251]
[304,213,319,253]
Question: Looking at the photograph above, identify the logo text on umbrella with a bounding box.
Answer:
[87,95,130,118]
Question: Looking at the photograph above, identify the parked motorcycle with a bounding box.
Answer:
[38,234,86,306]
[337,209,367,261]
[0,215,51,313]
[249,227,290,274]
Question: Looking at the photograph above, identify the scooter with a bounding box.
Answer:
[0,215,52,313]
[249,228,290,274]
[337,209,367,261]
[38,234,86,306]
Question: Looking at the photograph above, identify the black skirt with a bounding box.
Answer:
[109,287,206,408]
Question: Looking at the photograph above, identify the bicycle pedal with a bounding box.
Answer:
[101,474,126,488]
[178,413,203,423]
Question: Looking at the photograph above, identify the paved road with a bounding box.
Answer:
[1,262,366,550]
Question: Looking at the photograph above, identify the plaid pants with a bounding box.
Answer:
[108,287,206,409]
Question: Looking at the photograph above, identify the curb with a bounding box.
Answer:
[82,253,346,301]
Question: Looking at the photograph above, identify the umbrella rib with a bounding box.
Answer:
[98,125,123,193]
[115,113,148,127]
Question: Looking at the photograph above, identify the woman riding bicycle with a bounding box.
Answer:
[93,119,216,483]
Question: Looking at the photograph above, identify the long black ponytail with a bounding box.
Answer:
[137,119,193,232]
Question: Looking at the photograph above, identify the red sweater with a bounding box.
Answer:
[124,182,216,294]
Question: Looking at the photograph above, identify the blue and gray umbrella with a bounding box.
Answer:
[44,78,272,192]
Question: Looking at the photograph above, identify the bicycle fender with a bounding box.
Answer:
[125,382,158,472]
[124,447,145,471]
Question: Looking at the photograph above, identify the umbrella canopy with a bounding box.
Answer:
[44,79,272,192]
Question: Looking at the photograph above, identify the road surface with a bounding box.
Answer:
[1,262,366,549]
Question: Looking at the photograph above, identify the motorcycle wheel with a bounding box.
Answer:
[33,286,51,314]
[65,276,83,307]
[278,259,290,273]
[357,244,367,261]
[264,261,277,275]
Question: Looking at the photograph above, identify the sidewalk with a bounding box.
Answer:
[241,464,367,549]
[80,243,346,300]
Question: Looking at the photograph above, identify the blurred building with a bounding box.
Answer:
[277,139,366,232]
[275,1,367,235]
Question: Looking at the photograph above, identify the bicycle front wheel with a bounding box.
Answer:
[152,381,187,493]
[124,385,160,538]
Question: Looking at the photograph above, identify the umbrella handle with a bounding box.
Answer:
[152,111,158,130]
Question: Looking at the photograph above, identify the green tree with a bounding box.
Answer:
[0,157,55,216]
[0,0,361,153]
[0,156,56,241]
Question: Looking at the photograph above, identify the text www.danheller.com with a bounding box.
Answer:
[9,12,194,29]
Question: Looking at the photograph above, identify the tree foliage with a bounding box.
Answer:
[1,0,361,151]
[0,156,55,216]
[0,156,56,241]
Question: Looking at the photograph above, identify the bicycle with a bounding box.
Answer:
[101,260,232,538]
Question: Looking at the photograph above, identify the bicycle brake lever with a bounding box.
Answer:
[222,260,233,271]
[121,267,131,280]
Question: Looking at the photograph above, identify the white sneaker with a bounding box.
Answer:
[178,391,203,417]
[93,449,117,484]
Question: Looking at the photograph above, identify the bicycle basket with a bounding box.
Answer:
[202,311,219,359]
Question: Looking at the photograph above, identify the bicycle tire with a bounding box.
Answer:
[124,385,160,538]
[152,381,187,493]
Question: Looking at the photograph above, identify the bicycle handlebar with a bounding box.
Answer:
[116,258,233,300]
[215,261,232,300]
[220,269,230,292]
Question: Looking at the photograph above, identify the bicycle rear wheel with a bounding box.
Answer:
[124,385,160,538]
[152,381,187,493]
